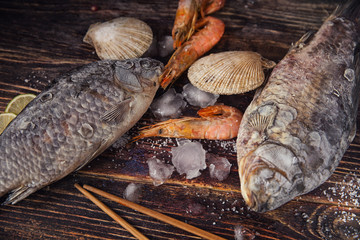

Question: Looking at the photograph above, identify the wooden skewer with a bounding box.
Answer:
[83,184,227,240]
[74,184,149,240]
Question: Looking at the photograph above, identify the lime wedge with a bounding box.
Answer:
[0,112,16,134]
[5,93,36,115]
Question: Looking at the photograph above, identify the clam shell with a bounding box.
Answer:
[188,51,276,95]
[83,17,153,60]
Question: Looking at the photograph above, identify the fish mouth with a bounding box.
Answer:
[240,144,304,212]
[241,164,281,212]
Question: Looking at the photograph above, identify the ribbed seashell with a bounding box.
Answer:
[188,51,276,95]
[83,17,153,60]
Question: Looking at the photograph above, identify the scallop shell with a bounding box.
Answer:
[188,51,276,95]
[83,17,153,60]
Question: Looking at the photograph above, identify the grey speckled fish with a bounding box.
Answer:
[236,0,360,212]
[0,58,163,204]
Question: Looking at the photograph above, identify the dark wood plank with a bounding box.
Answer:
[0,0,359,239]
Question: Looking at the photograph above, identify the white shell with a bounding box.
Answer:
[188,51,276,95]
[83,17,153,60]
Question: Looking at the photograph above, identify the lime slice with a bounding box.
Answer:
[5,93,36,115]
[0,112,16,134]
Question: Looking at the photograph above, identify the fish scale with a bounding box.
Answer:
[0,58,163,204]
[236,0,360,212]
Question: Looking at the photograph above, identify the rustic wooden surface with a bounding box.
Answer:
[0,0,359,239]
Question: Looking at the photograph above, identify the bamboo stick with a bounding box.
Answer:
[74,184,149,240]
[83,184,227,240]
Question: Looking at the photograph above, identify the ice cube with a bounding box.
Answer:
[171,140,206,179]
[123,183,143,203]
[186,201,206,216]
[158,35,174,57]
[150,88,187,120]
[234,225,255,240]
[182,83,219,108]
[147,157,175,186]
[207,153,232,181]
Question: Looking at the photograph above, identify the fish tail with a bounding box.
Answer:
[331,0,360,28]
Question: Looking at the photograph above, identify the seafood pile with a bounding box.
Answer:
[0,0,359,219]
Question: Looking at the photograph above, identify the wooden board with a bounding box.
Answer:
[0,0,359,239]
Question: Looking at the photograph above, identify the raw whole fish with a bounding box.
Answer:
[236,0,360,212]
[0,58,163,204]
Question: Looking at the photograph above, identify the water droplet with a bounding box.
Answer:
[344,68,355,82]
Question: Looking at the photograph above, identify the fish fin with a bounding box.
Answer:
[330,0,360,25]
[248,110,276,133]
[100,98,132,123]
[2,186,40,205]
[290,31,313,52]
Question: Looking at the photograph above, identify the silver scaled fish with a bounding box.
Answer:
[0,58,163,204]
[236,0,360,212]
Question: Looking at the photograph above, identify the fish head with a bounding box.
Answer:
[114,58,164,93]
[240,143,304,212]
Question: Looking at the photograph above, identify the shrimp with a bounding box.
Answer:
[172,0,225,49]
[160,16,225,89]
[133,105,242,141]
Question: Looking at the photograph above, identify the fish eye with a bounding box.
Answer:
[116,60,134,69]
[139,59,152,69]
[40,92,53,102]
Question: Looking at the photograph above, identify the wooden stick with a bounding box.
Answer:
[83,184,227,240]
[74,184,149,240]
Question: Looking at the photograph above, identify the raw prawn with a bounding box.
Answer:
[172,0,225,49]
[161,16,225,89]
[134,105,242,140]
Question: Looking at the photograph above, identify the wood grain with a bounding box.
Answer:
[0,0,359,239]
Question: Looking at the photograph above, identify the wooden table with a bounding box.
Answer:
[0,0,359,239]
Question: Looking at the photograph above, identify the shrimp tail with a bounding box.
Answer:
[197,105,227,118]
[203,0,226,15]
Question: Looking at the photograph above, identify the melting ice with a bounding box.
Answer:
[207,153,232,181]
[158,35,174,57]
[143,35,174,58]
[182,83,219,108]
[234,225,255,240]
[171,139,206,179]
[150,88,187,120]
[123,183,143,203]
[147,157,175,186]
